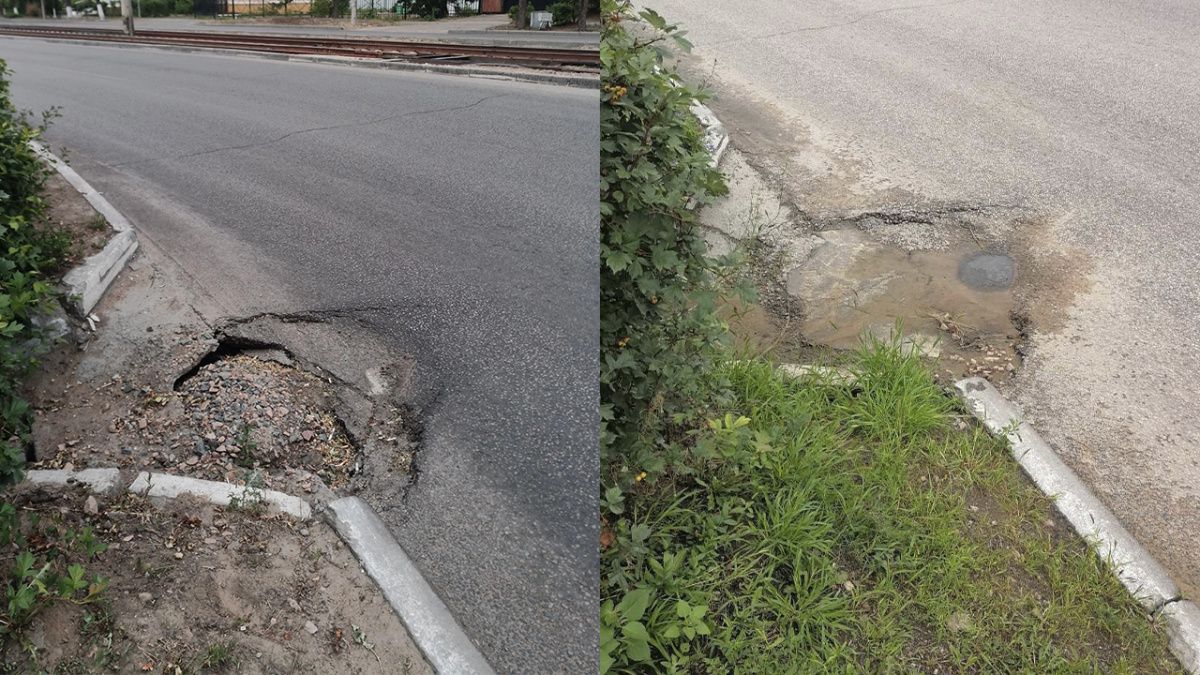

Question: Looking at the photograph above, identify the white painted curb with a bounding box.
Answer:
[25,467,123,495]
[691,101,730,168]
[776,363,858,386]
[29,141,139,316]
[325,496,495,675]
[954,377,1199,672]
[129,471,312,520]
[1162,600,1200,673]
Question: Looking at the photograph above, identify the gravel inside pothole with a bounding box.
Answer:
[125,354,358,490]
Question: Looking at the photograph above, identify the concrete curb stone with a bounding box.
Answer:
[25,468,123,495]
[953,377,1199,672]
[324,496,495,675]
[28,141,139,317]
[1161,600,1200,673]
[128,471,312,520]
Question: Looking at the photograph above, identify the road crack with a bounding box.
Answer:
[113,93,509,169]
[709,0,978,46]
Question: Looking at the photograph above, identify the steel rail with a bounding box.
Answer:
[0,24,600,67]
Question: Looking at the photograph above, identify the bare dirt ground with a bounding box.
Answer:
[4,180,425,671]
[24,237,417,502]
[40,172,109,270]
[0,484,431,674]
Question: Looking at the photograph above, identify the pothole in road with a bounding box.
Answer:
[750,207,1085,382]
[91,315,421,500]
[169,347,362,491]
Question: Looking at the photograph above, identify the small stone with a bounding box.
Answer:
[301,430,315,442]
[138,419,148,430]
[304,620,318,635]
[138,592,153,603]
[947,611,972,633]
[299,528,309,537]
[288,598,301,611]
[84,496,99,515]
[174,551,184,560]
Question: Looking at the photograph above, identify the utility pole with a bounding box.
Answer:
[39,0,45,18]
[516,0,526,29]
[576,0,585,30]
[121,0,134,33]
[349,0,356,25]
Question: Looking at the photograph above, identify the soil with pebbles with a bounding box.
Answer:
[34,352,360,496]
[0,484,430,674]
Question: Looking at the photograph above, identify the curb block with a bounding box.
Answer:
[691,101,730,167]
[776,363,858,386]
[29,141,139,317]
[25,468,123,495]
[325,496,495,675]
[1162,601,1200,673]
[954,377,1199,672]
[953,378,1178,608]
[128,471,312,520]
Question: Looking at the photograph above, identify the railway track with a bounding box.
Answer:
[0,24,599,68]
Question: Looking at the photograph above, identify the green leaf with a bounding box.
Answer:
[617,587,652,623]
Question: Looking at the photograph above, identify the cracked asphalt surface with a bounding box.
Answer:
[645,0,1200,600]
[0,38,596,673]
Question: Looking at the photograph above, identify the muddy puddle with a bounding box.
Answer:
[783,226,1021,379]
[722,205,1088,382]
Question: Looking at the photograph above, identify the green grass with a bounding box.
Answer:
[601,340,1180,673]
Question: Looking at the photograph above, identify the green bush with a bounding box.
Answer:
[0,60,64,487]
[310,0,348,16]
[548,0,573,25]
[600,0,735,480]
[173,0,191,13]
[0,57,109,654]
[138,0,172,16]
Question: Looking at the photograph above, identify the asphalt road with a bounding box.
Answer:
[0,38,597,672]
[644,0,1200,598]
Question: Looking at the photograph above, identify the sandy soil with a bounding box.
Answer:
[0,484,430,674]
[40,172,110,270]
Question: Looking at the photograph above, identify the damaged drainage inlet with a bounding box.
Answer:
[959,253,1016,291]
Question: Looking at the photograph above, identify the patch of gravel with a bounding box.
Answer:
[155,354,357,489]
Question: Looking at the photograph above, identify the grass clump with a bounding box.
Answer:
[602,341,1180,672]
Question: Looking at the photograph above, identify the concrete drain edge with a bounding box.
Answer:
[20,467,495,674]
[954,377,1200,673]
[28,141,139,318]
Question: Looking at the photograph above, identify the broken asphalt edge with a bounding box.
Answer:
[953,377,1200,673]
[323,496,497,675]
[0,35,597,89]
[28,140,139,317]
